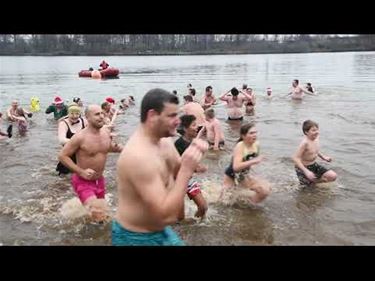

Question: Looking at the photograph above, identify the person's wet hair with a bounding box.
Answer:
[238,123,255,142]
[129,96,135,101]
[302,120,319,135]
[140,88,179,123]
[204,108,215,119]
[120,98,126,103]
[101,102,109,109]
[242,84,248,90]
[294,79,299,85]
[172,90,177,95]
[178,114,196,135]
[189,88,196,96]
[205,86,212,92]
[184,95,193,102]
[231,87,239,96]
[307,83,312,86]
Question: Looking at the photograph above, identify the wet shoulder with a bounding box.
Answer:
[160,137,175,150]
[253,141,260,154]
[234,141,244,151]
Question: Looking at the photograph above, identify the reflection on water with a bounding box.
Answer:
[1,52,375,245]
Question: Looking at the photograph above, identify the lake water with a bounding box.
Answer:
[1,52,374,245]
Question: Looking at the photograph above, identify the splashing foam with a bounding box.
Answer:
[0,192,115,229]
[199,179,257,207]
[60,198,90,220]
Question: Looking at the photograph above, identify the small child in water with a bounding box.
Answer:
[293,120,337,186]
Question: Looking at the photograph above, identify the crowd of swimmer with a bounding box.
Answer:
[0,79,337,246]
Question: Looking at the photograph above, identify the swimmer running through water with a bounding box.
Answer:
[221,123,271,203]
[113,88,208,246]
[58,104,123,222]
[293,120,337,186]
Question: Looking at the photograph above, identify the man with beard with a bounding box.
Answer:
[113,89,208,246]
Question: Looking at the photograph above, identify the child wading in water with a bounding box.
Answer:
[221,123,271,203]
[293,120,337,186]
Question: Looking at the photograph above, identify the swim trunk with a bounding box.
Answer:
[112,220,185,246]
[225,164,249,183]
[187,179,202,199]
[295,162,329,185]
[228,116,243,121]
[71,174,105,204]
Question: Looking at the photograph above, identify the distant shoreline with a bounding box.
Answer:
[0,49,374,56]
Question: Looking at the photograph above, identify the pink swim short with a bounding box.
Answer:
[71,174,106,204]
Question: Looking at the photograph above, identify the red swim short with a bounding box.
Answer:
[71,174,105,204]
[187,179,202,200]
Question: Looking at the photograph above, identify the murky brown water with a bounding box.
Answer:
[1,52,375,245]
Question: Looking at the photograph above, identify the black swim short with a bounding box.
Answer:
[295,162,329,185]
[225,165,235,180]
[208,140,225,147]
[228,116,243,121]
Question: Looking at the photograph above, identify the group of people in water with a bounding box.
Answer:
[0,78,337,246]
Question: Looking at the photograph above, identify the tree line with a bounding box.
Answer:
[0,34,374,55]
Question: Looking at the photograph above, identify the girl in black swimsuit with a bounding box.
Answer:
[56,104,86,175]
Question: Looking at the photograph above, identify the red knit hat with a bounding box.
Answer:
[54,96,64,104]
[105,97,115,104]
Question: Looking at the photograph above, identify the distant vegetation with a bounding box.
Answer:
[0,34,374,55]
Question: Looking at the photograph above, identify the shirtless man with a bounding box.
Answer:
[204,108,225,151]
[181,95,206,131]
[200,86,217,110]
[287,79,315,100]
[113,88,208,246]
[219,87,253,121]
[293,120,337,186]
[58,104,123,221]
[240,86,256,114]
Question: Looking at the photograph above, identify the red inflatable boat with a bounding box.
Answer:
[78,67,120,78]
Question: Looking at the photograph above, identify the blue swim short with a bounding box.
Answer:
[112,220,185,246]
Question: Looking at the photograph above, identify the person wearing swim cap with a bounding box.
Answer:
[56,103,86,176]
